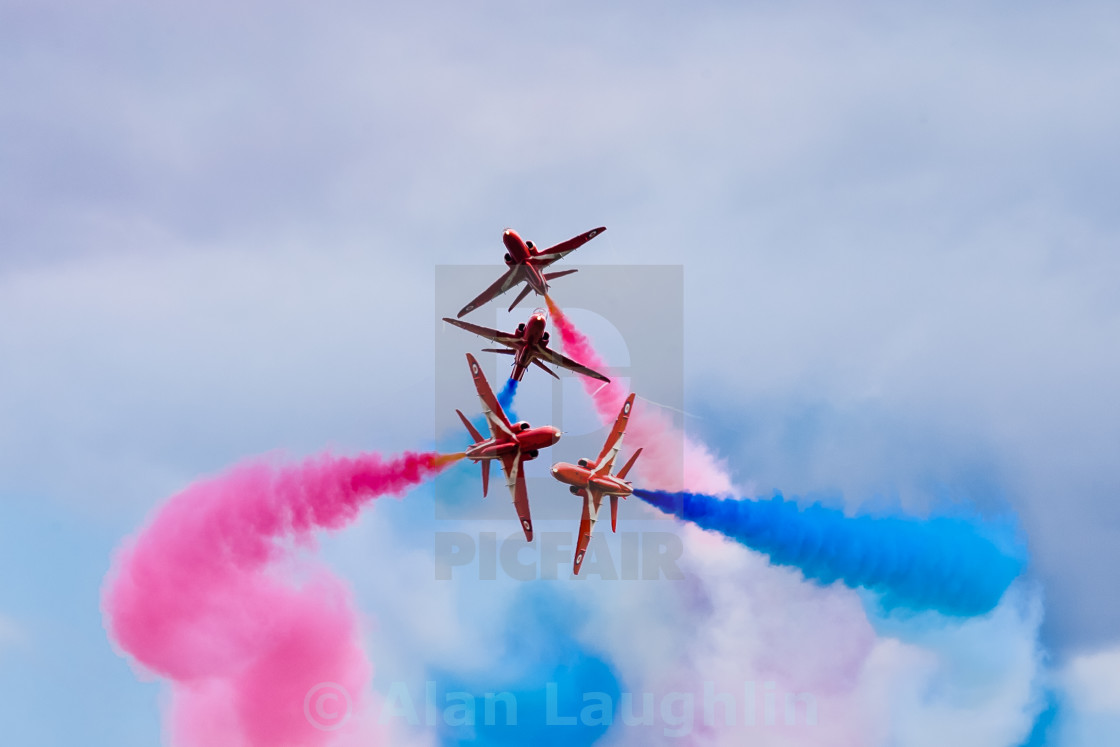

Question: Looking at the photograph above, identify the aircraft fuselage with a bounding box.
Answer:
[511,312,548,381]
[465,425,561,461]
[550,462,634,496]
[503,229,548,295]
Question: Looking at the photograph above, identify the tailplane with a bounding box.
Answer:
[617,447,643,480]
[456,409,490,497]
[543,269,578,281]
[456,409,484,444]
[508,284,534,311]
[531,358,560,379]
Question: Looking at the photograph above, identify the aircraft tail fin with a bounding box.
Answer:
[610,495,619,532]
[481,348,516,355]
[543,269,578,281]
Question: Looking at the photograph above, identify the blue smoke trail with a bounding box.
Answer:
[497,378,519,422]
[635,489,1025,617]
[429,584,621,746]
[1017,691,1060,747]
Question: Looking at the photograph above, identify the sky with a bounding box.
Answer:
[2,1,1119,745]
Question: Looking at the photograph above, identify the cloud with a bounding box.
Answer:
[1062,644,1120,713]
[3,2,1118,744]
[0,613,24,653]
[859,585,1045,747]
[0,243,434,512]
[1016,643,1120,747]
[569,526,1044,747]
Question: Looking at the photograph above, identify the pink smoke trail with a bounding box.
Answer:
[103,450,460,747]
[545,296,732,495]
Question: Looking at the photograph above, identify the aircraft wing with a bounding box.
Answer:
[535,345,610,383]
[457,267,522,317]
[530,227,606,268]
[500,452,533,541]
[573,487,604,575]
[593,393,636,476]
[443,317,520,348]
[466,353,514,439]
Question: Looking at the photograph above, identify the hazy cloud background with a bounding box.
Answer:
[2,1,1118,744]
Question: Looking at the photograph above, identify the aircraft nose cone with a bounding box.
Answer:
[550,427,562,444]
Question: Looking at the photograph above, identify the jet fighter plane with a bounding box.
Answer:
[456,227,605,318]
[456,353,561,541]
[549,393,643,574]
[443,309,610,383]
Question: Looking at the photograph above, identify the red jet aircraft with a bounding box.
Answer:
[549,393,643,575]
[443,309,610,383]
[456,353,561,541]
[456,227,606,318]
